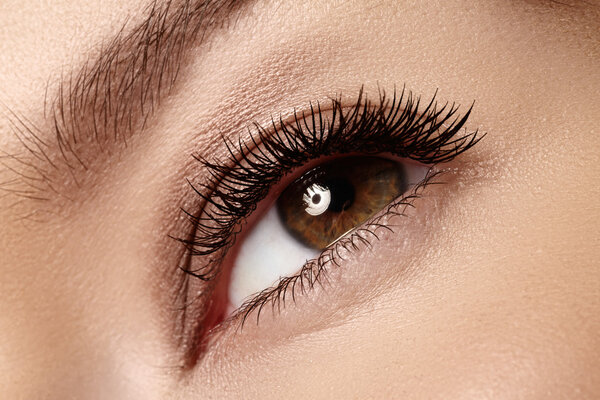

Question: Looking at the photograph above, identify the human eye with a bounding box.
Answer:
[228,154,430,311]
[176,87,481,356]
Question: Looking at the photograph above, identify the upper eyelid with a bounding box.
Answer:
[198,86,479,194]
[198,89,469,177]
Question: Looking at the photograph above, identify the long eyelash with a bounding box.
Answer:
[177,86,481,285]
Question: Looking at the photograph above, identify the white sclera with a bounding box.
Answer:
[228,206,319,309]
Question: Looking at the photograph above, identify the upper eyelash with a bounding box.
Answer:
[177,86,481,284]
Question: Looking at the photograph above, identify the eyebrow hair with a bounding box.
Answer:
[1,0,251,206]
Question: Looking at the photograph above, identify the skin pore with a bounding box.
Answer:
[0,0,599,398]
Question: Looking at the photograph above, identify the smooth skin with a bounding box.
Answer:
[1,0,599,399]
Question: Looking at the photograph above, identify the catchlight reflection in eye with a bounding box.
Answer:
[228,156,429,309]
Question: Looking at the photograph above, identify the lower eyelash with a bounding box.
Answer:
[227,167,443,329]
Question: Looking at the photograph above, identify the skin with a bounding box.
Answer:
[1,0,599,398]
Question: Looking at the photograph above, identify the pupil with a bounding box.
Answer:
[312,193,321,204]
[326,178,355,212]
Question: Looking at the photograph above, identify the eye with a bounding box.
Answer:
[228,155,429,309]
[178,87,481,349]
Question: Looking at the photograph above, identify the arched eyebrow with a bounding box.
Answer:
[2,0,253,205]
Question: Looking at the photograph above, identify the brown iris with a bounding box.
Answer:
[277,156,408,249]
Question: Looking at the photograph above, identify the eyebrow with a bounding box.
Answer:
[2,0,252,204]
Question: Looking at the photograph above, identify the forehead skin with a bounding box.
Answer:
[0,0,599,399]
